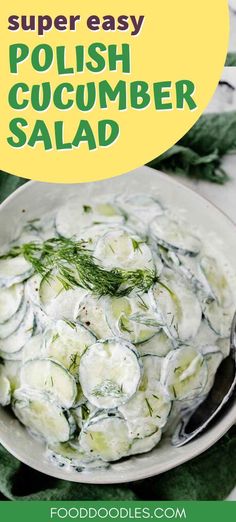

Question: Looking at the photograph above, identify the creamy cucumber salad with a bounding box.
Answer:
[0,193,235,472]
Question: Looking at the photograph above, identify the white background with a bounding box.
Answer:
[229,0,236,52]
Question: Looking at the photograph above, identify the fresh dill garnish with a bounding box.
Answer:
[83,205,92,213]
[25,218,43,233]
[81,403,90,420]
[2,237,157,297]
[92,380,125,398]
[45,376,54,387]
[27,218,41,224]
[51,333,59,344]
[64,319,77,329]
[145,398,153,416]
[130,312,161,327]
[172,386,177,398]
[158,281,175,297]
[68,353,80,372]
[131,238,144,252]
[152,394,159,400]
[174,366,181,374]
[137,294,149,311]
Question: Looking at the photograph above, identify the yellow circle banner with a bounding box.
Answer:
[0,1,229,183]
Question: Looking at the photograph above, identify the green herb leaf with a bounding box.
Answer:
[83,205,92,214]
[92,380,125,398]
[2,237,157,297]
[145,398,153,416]
[225,53,236,66]
[148,112,236,184]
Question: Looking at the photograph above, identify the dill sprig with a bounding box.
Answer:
[92,380,125,398]
[2,237,157,297]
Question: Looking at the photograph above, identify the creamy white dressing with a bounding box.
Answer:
[0,193,235,472]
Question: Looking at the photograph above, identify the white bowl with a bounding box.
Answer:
[0,166,235,484]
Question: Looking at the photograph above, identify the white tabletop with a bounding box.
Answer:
[229,0,236,53]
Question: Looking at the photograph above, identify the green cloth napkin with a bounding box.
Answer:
[0,171,28,203]
[0,171,236,501]
[226,53,236,66]
[0,429,236,501]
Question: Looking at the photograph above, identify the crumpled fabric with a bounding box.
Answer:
[0,428,236,500]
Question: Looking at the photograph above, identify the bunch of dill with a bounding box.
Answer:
[2,237,157,297]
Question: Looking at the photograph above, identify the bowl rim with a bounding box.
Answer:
[0,167,235,485]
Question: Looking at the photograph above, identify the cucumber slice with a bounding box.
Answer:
[138,330,173,356]
[161,346,208,401]
[46,287,87,321]
[0,374,11,406]
[72,402,96,429]
[22,334,44,363]
[47,442,107,470]
[0,283,24,324]
[0,300,27,340]
[106,294,161,345]
[77,293,112,339]
[179,255,213,297]
[202,300,233,337]
[151,271,202,342]
[159,247,180,269]
[39,273,87,321]
[13,389,75,443]
[201,347,223,395]
[34,307,51,334]
[119,381,171,439]
[0,307,35,355]
[117,194,163,236]
[1,360,21,391]
[150,215,201,256]
[56,198,124,238]
[216,337,230,358]
[45,320,95,378]
[39,273,64,306]
[0,348,24,361]
[79,413,131,462]
[94,229,154,272]
[129,428,162,456]
[21,215,56,242]
[200,256,233,308]
[0,256,32,287]
[193,321,218,353]
[25,274,42,307]
[141,354,164,384]
[120,194,163,219]
[77,223,120,248]
[21,358,77,408]
[122,354,166,438]
[79,339,141,409]
[160,248,213,299]
[13,229,41,246]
